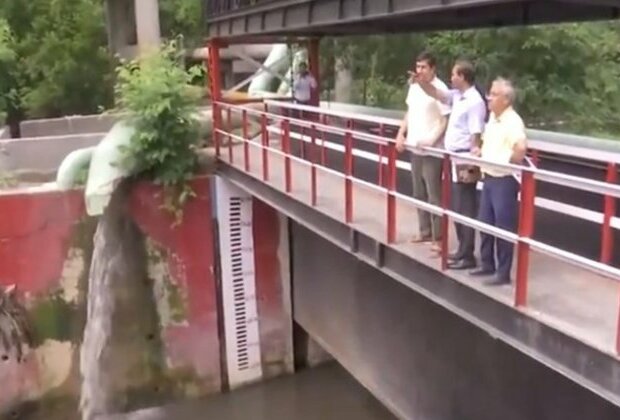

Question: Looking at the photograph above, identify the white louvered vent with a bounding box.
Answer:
[216,177,263,388]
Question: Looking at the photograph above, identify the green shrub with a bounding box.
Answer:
[114,42,202,220]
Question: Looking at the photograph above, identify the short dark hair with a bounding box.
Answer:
[416,51,437,68]
[454,60,476,85]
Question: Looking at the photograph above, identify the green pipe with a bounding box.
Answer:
[56,147,95,190]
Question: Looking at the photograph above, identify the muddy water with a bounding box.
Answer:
[103,362,395,420]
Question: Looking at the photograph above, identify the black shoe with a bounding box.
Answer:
[448,252,462,261]
[484,276,511,286]
[468,268,495,277]
[448,259,476,270]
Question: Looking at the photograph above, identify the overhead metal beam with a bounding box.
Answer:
[206,0,620,40]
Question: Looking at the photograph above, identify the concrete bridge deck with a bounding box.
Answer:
[218,138,620,411]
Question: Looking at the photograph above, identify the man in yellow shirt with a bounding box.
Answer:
[469,78,527,285]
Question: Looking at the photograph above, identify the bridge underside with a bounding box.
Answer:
[220,162,620,419]
[291,220,620,420]
[207,0,620,41]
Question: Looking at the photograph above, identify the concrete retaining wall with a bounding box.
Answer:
[0,134,104,175]
[0,178,222,418]
[0,177,296,418]
[19,114,119,138]
[0,126,10,139]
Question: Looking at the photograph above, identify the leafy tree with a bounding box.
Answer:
[159,0,204,48]
[323,21,620,137]
[0,0,113,120]
[0,18,15,125]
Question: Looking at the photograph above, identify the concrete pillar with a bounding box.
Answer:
[135,0,161,54]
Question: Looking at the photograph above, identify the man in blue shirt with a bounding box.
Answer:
[417,60,487,268]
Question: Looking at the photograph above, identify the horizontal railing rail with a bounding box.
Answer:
[265,99,620,165]
[213,99,620,355]
[264,100,620,265]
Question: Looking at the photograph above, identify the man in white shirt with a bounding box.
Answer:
[417,60,487,269]
[396,52,450,250]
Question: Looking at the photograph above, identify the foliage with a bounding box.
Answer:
[0,18,15,125]
[114,42,202,219]
[0,0,114,121]
[323,21,620,138]
[160,0,204,48]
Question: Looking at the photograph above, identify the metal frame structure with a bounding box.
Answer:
[206,0,620,40]
[209,97,620,356]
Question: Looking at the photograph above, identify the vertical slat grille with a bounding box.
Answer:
[216,177,263,387]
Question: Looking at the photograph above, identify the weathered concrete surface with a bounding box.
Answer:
[0,177,222,418]
[100,362,393,420]
[292,222,620,420]
[0,126,10,139]
[80,183,164,419]
[252,200,294,379]
[0,134,104,175]
[0,189,93,419]
[19,114,117,138]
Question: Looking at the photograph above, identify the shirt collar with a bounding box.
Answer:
[462,86,477,99]
[492,106,513,122]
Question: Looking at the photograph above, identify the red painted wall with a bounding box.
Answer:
[129,177,221,388]
[0,177,222,413]
[0,190,84,294]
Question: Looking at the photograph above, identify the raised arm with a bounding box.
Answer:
[416,79,451,105]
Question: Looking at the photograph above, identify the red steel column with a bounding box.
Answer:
[378,124,385,187]
[440,154,452,271]
[227,108,233,163]
[261,114,269,181]
[282,120,292,193]
[601,163,617,264]
[311,124,318,206]
[207,39,223,157]
[515,170,536,307]
[387,144,397,244]
[344,121,354,224]
[243,110,249,172]
[616,297,620,355]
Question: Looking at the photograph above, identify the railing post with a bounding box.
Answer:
[206,39,223,158]
[440,153,452,271]
[387,143,397,244]
[242,109,249,172]
[515,169,536,307]
[616,296,620,356]
[311,124,318,206]
[320,115,327,166]
[227,107,233,163]
[261,114,269,181]
[378,124,385,187]
[530,149,540,167]
[601,162,617,264]
[344,122,354,224]
[282,119,292,193]
[213,103,221,157]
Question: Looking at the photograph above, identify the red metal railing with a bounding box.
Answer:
[212,99,620,355]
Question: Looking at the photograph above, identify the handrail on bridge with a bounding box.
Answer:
[211,98,620,356]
